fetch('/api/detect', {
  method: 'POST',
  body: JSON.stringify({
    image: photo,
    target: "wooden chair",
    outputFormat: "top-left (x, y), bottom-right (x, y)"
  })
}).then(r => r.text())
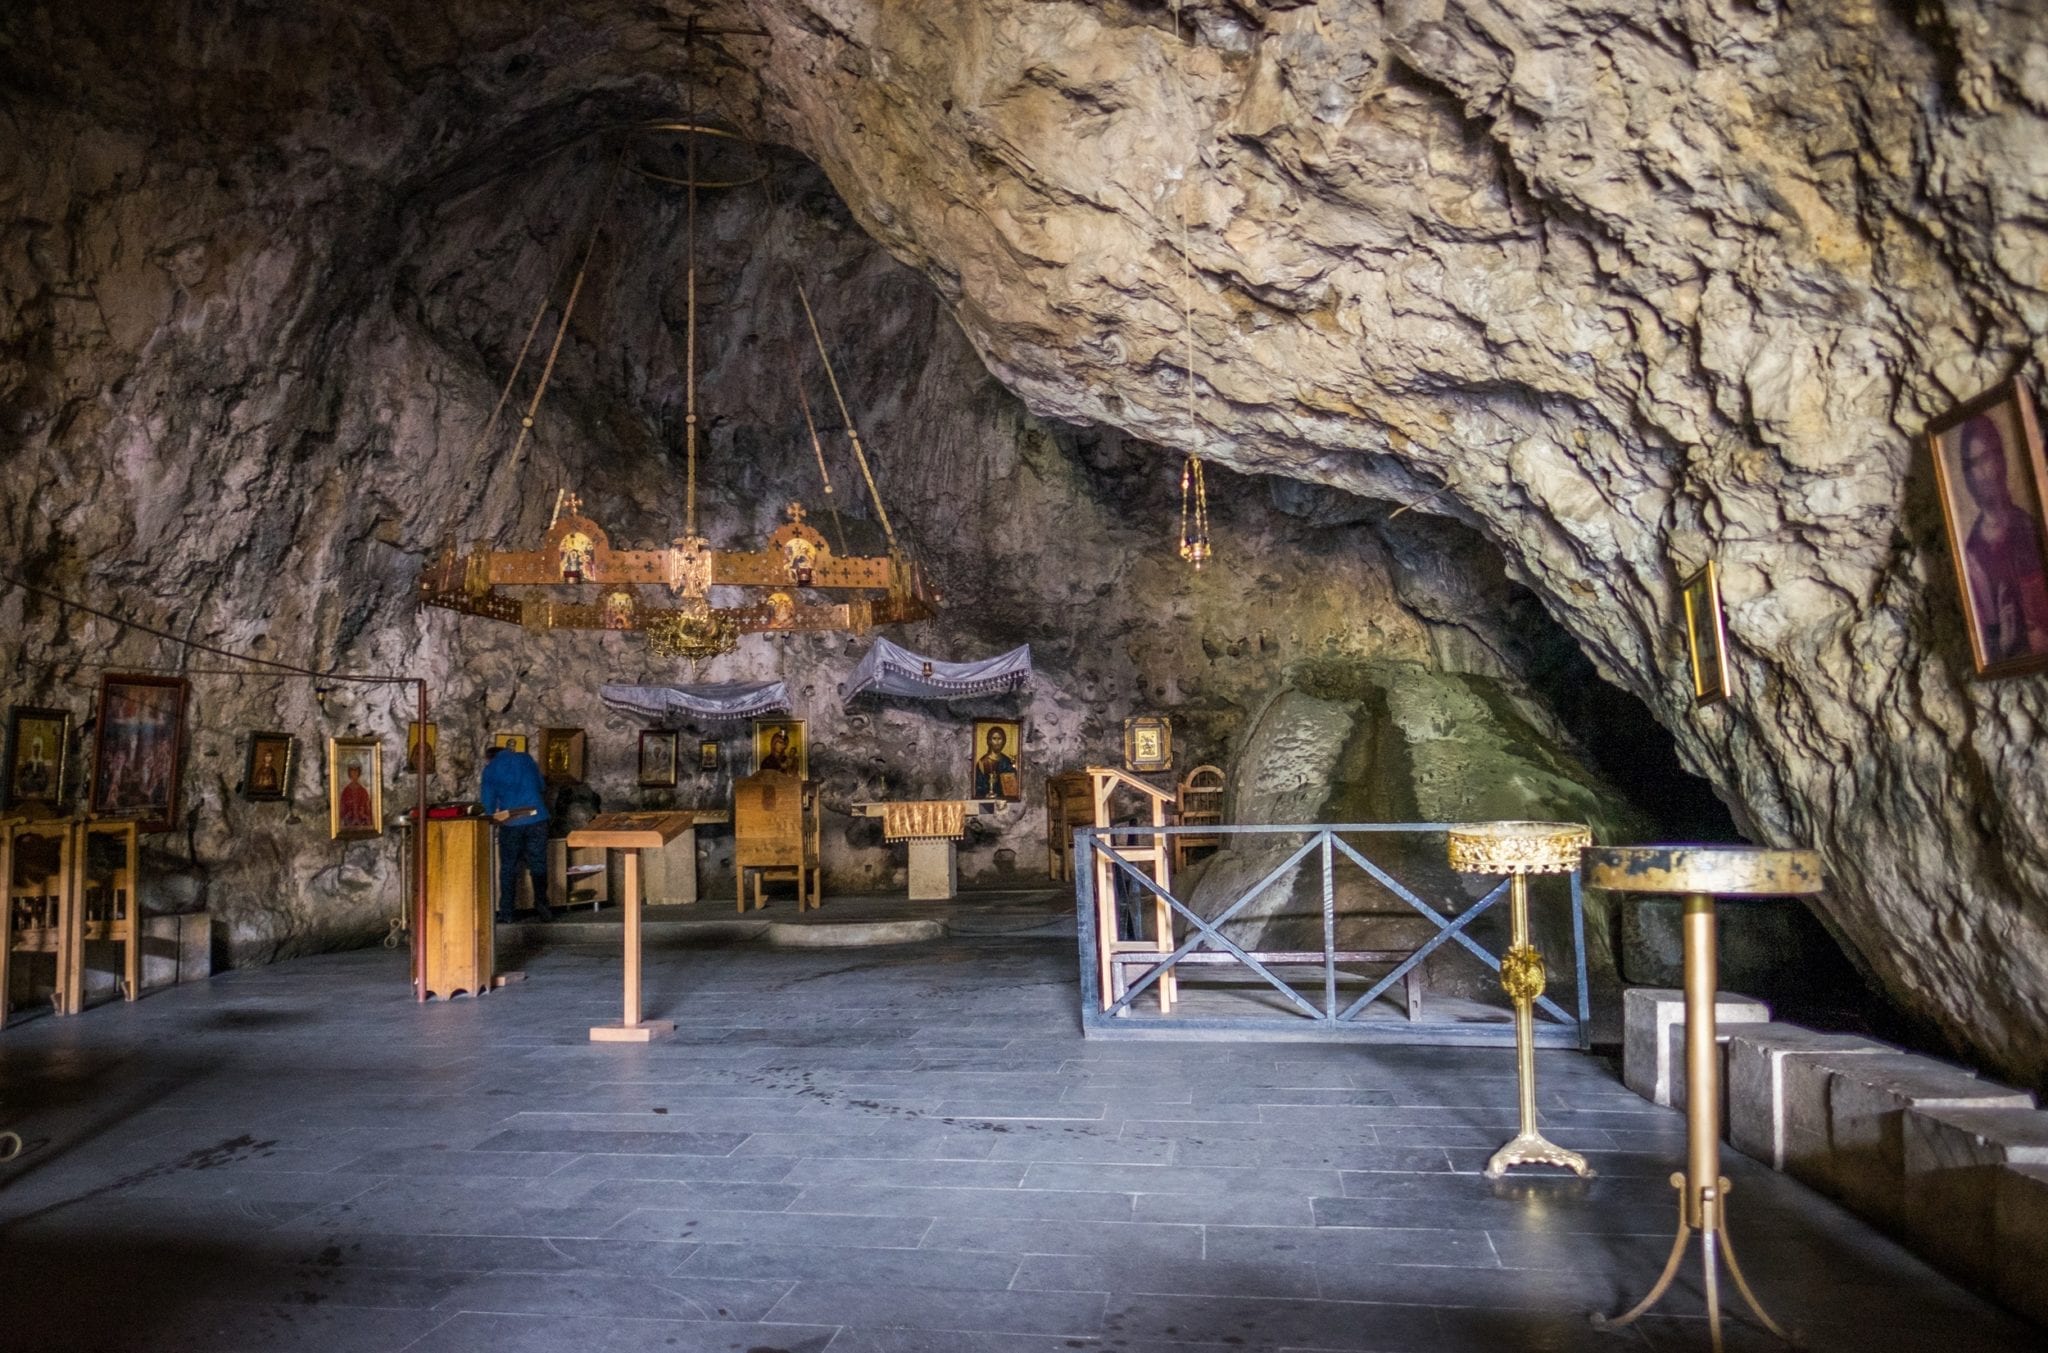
top-left (1044, 771), bottom-right (1093, 881)
top-left (1084, 767), bottom-right (1178, 1012)
top-left (1172, 764), bottom-right (1226, 872)
top-left (733, 771), bottom-right (821, 911)
top-left (4, 819), bottom-right (74, 1025)
top-left (76, 819), bottom-right (141, 1010)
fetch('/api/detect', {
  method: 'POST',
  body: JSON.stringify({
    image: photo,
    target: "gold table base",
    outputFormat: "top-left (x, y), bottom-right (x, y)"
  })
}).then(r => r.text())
top-left (1589, 877), bottom-right (1801, 1352)
top-left (1596, 1169), bottom-right (1786, 1350)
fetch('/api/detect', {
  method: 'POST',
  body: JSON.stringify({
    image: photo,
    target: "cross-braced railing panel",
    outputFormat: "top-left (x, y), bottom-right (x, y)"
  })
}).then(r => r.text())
top-left (1075, 823), bottom-right (1590, 1048)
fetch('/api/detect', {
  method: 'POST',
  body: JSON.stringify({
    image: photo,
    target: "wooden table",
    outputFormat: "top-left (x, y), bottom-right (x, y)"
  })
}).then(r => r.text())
top-left (850, 799), bottom-right (1002, 900)
top-left (568, 811), bottom-right (704, 1043)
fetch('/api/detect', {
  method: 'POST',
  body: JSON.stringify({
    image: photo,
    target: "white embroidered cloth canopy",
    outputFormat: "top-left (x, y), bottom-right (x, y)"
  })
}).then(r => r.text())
top-left (841, 637), bottom-right (1031, 705)
top-left (599, 680), bottom-right (792, 722)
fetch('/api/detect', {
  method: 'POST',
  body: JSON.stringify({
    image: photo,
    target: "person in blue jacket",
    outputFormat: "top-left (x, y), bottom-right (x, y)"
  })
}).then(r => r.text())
top-left (480, 745), bottom-right (555, 923)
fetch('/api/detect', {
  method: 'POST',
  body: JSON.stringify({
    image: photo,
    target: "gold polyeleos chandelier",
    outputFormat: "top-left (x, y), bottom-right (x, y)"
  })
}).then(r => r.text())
top-left (420, 92), bottom-right (934, 659)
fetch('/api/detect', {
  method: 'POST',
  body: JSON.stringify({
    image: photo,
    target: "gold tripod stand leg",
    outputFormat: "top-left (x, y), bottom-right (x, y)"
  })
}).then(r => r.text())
top-left (1486, 872), bottom-right (1593, 1178)
top-left (1594, 892), bottom-right (1791, 1351)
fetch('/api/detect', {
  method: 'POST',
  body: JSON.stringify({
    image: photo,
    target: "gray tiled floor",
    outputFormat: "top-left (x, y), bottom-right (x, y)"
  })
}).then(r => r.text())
top-left (0, 917), bottom-right (2039, 1352)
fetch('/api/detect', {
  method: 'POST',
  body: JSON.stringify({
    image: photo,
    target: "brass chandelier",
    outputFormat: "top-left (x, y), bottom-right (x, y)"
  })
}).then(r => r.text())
top-left (421, 98), bottom-right (934, 657)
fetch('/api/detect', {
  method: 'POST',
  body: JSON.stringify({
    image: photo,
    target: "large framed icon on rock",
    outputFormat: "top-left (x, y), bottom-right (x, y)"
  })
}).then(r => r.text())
top-left (1927, 377), bottom-right (2048, 679)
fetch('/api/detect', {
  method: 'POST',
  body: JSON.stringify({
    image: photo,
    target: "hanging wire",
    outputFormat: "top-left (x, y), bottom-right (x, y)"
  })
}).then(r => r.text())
top-left (1171, 0), bottom-right (1211, 570)
top-left (504, 151), bottom-right (628, 476)
top-left (698, 77), bottom-right (903, 557)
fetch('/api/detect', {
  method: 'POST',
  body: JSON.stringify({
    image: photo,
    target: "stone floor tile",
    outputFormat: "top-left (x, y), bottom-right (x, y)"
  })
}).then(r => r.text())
top-left (768, 1281), bottom-right (1106, 1336)
top-left (680, 1240), bottom-right (1022, 1289)
top-left (606, 1206), bottom-right (934, 1248)
top-left (920, 1216), bottom-right (1206, 1260)
top-left (1012, 1251), bottom-right (1323, 1299)
top-left (431, 1270), bottom-right (792, 1322)
top-left (1102, 1292), bottom-right (1442, 1350)
top-left (401, 1311), bottom-right (837, 1353)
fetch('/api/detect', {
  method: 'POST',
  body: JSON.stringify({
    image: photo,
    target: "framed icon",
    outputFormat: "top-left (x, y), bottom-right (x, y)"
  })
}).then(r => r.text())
top-left (1123, 715), bottom-right (1171, 773)
top-left (752, 719), bottom-right (806, 777)
top-left (327, 736), bottom-right (384, 840)
top-left (4, 705), bottom-right (71, 812)
top-left (698, 739), bottom-right (720, 772)
top-left (90, 674), bottom-right (188, 833)
top-left (1679, 561), bottom-right (1733, 707)
top-left (405, 720), bottom-right (438, 775)
top-left (639, 729), bottom-right (680, 787)
top-left (242, 731), bottom-right (297, 801)
top-left (1925, 377), bottom-right (2048, 678)
top-left (971, 719), bottom-right (1022, 801)
top-left (540, 727), bottom-right (586, 784)
top-left (492, 732), bottom-right (528, 753)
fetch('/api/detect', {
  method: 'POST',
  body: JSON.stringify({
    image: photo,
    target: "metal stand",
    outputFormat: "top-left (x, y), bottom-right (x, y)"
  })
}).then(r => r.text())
top-left (1585, 845), bottom-right (1822, 1353)
top-left (1445, 821), bottom-right (1594, 1179)
top-left (1487, 872), bottom-right (1593, 1178)
top-left (1594, 894), bottom-right (1784, 1350)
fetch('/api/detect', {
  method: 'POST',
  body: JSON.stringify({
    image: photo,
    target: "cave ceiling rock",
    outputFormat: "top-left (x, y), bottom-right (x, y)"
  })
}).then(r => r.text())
top-left (720, 1), bottom-right (2048, 1080)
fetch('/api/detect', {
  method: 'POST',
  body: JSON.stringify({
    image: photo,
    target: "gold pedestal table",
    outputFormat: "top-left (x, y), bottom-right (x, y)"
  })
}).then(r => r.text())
top-left (1446, 820), bottom-right (1595, 1179)
top-left (1586, 844), bottom-right (1823, 1352)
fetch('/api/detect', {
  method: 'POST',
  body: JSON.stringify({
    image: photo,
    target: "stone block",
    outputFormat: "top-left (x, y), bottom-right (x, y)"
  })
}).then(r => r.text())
top-left (1621, 985), bottom-right (1769, 1107)
top-left (176, 912), bottom-right (211, 983)
top-left (1814, 1055), bottom-right (2031, 1232)
top-left (1993, 1163), bottom-right (2048, 1327)
top-left (907, 838), bottom-right (958, 901)
top-left (142, 913), bottom-right (211, 991)
top-left (1663, 1016), bottom-right (1772, 1114)
top-left (640, 828), bottom-right (700, 905)
top-left (142, 914), bottom-right (180, 990)
top-left (1900, 1106), bottom-right (2048, 1290)
top-left (1725, 1023), bottom-right (1890, 1170)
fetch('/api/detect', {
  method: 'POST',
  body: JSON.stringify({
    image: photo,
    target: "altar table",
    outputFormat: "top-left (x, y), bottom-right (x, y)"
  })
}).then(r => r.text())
top-left (850, 799), bottom-right (1003, 901)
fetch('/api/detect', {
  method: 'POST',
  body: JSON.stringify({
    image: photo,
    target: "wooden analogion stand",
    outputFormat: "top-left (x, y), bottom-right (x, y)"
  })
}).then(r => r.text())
top-left (571, 811), bottom-right (700, 1043)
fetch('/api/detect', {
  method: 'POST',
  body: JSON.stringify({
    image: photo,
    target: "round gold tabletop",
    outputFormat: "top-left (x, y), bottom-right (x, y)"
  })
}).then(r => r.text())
top-left (1581, 844), bottom-right (1823, 897)
top-left (1446, 821), bottom-right (1592, 876)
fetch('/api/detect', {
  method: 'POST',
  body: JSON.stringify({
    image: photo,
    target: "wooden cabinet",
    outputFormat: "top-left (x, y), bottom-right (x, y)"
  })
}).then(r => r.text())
top-left (420, 817), bottom-right (493, 1000)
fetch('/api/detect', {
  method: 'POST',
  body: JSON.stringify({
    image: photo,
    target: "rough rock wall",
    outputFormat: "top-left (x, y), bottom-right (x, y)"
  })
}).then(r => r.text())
top-left (7, 0), bottom-right (2045, 1082)
top-left (727, 0), bottom-right (2048, 1083)
top-left (0, 16), bottom-right (1614, 975)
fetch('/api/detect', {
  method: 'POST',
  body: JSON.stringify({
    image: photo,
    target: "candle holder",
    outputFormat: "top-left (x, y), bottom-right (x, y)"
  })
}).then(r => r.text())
top-left (1446, 820), bottom-right (1595, 1178)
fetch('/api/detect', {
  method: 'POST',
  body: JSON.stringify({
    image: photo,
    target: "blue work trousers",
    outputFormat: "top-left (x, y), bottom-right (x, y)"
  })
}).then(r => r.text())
top-left (497, 821), bottom-right (551, 918)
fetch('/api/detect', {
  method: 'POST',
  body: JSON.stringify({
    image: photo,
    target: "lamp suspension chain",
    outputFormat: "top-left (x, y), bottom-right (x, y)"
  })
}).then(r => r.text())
top-left (683, 80), bottom-right (701, 541)
top-left (1172, 0), bottom-right (1210, 571)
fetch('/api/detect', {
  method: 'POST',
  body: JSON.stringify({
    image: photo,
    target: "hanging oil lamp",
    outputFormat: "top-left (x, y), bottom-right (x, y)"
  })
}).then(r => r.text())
top-left (1179, 455), bottom-right (1211, 569)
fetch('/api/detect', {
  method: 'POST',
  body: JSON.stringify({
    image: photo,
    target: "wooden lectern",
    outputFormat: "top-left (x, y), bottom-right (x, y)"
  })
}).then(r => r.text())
top-left (420, 816), bottom-right (494, 1000)
top-left (570, 811), bottom-right (700, 1043)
